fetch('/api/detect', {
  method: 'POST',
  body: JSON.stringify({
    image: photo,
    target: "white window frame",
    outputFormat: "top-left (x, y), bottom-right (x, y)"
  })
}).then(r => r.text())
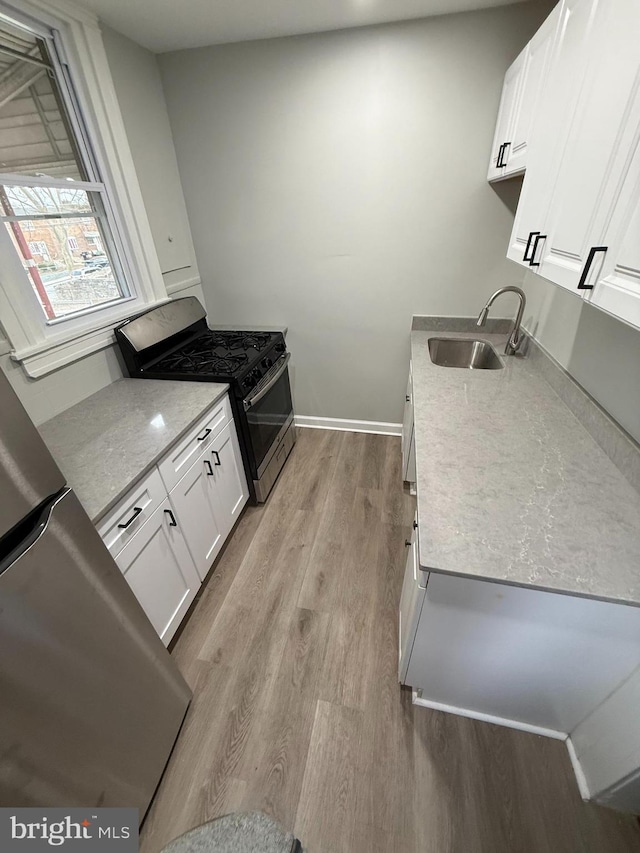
top-left (0, 0), bottom-right (168, 378)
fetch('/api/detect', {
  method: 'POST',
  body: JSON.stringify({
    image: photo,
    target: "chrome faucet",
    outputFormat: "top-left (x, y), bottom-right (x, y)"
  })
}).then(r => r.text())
top-left (476, 286), bottom-right (526, 356)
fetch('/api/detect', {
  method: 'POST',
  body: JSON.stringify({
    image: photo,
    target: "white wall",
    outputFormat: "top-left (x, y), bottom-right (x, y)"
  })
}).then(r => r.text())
top-left (520, 270), bottom-right (640, 444)
top-left (1, 26), bottom-right (203, 426)
top-left (159, 2), bottom-right (551, 423)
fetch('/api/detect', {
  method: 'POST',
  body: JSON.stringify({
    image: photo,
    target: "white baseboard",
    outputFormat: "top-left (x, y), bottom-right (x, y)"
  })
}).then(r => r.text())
top-left (294, 415), bottom-right (401, 436)
top-left (566, 735), bottom-right (591, 801)
top-left (411, 691), bottom-right (567, 740)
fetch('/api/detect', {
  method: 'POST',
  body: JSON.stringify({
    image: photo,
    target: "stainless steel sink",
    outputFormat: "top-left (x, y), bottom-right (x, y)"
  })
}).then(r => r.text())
top-left (428, 337), bottom-right (504, 370)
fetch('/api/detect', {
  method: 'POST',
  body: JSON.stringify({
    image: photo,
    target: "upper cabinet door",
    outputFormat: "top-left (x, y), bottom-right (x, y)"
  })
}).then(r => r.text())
top-left (507, 0), bottom-right (600, 268)
top-left (505, 7), bottom-right (558, 178)
top-left (538, 0), bottom-right (640, 295)
top-left (487, 48), bottom-right (527, 182)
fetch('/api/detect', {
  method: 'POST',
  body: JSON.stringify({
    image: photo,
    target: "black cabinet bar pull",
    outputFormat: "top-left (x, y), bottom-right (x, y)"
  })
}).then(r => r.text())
top-left (406, 395), bottom-right (410, 402)
top-left (523, 231), bottom-right (539, 262)
top-left (405, 539), bottom-right (412, 547)
top-left (577, 246), bottom-right (607, 290)
top-left (212, 450), bottom-right (221, 466)
top-left (413, 521), bottom-right (418, 530)
top-left (204, 459), bottom-right (214, 475)
top-left (497, 142), bottom-right (510, 168)
top-left (164, 509), bottom-right (177, 527)
top-left (529, 233), bottom-right (546, 267)
top-left (197, 428), bottom-right (212, 441)
top-left (118, 506), bottom-right (143, 529)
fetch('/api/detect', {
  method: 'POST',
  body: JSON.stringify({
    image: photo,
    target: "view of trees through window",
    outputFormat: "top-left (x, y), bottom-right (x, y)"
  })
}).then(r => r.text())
top-left (0, 18), bottom-right (129, 322)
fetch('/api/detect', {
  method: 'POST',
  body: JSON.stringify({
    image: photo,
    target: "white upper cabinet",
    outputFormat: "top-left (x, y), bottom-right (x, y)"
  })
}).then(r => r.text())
top-left (507, 0), bottom-right (600, 268)
top-left (500, 0), bottom-right (640, 329)
top-left (487, 48), bottom-right (527, 181)
top-left (537, 0), bottom-right (640, 299)
top-left (487, 5), bottom-right (559, 182)
top-left (587, 150), bottom-right (640, 328)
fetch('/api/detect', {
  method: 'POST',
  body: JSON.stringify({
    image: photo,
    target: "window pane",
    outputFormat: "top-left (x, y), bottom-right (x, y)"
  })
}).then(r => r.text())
top-left (0, 20), bottom-right (85, 180)
top-left (1, 184), bottom-right (92, 216)
top-left (4, 215), bottom-right (124, 320)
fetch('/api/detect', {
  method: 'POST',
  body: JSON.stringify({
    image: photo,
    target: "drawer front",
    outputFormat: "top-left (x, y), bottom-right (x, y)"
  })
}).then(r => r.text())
top-left (97, 467), bottom-right (166, 557)
top-left (158, 394), bottom-right (232, 494)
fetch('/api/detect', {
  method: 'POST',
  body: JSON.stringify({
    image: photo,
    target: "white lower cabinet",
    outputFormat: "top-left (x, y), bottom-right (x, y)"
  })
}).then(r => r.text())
top-left (114, 498), bottom-right (200, 646)
top-left (398, 513), bottom-right (427, 682)
top-left (405, 572), bottom-right (640, 736)
top-left (168, 451), bottom-right (225, 582)
top-left (401, 366), bottom-right (416, 485)
top-left (169, 420), bottom-right (247, 581)
top-left (207, 422), bottom-right (248, 538)
top-left (97, 393), bottom-right (249, 643)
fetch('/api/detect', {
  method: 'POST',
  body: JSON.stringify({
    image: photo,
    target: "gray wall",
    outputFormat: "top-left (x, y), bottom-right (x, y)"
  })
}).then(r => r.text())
top-left (160, 2), bottom-right (551, 424)
top-left (1, 26), bottom-right (202, 426)
top-left (521, 270), bottom-right (640, 444)
top-left (101, 26), bottom-right (202, 297)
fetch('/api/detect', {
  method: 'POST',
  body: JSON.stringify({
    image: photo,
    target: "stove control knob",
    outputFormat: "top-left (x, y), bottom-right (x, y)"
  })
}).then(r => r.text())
top-left (262, 357), bottom-right (272, 369)
top-left (275, 341), bottom-right (286, 353)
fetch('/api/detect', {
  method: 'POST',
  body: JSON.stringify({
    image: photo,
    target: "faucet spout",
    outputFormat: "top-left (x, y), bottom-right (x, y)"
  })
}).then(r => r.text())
top-left (476, 286), bottom-right (526, 355)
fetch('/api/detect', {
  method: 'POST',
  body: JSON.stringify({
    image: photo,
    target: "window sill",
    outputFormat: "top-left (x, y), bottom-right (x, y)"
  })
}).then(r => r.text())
top-left (11, 297), bottom-right (169, 377)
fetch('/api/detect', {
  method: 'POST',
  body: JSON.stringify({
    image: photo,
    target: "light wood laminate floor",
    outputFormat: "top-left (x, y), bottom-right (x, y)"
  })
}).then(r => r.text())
top-left (141, 429), bottom-right (640, 853)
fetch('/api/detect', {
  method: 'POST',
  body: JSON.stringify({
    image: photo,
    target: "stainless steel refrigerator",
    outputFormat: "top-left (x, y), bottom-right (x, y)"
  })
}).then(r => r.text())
top-left (0, 367), bottom-right (191, 818)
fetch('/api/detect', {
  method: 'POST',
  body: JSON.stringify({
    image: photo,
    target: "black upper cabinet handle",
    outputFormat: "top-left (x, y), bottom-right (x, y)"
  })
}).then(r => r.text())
top-left (164, 509), bottom-right (177, 527)
top-left (497, 142), bottom-right (510, 168)
top-left (118, 506), bottom-right (143, 529)
top-left (523, 231), bottom-right (539, 262)
top-left (197, 427), bottom-right (212, 441)
top-left (529, 233), bottom-right (546, 268)
top-left (204, 459), bottom-right (214, 475)
top-left (212, 450), bottom-right (221, 466)
top-left (577, 246), bottom-right (607, 290)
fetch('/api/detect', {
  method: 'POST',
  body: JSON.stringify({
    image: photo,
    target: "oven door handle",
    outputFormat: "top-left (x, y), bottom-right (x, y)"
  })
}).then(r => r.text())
top-left (243, 352), bottom-right (291, 411)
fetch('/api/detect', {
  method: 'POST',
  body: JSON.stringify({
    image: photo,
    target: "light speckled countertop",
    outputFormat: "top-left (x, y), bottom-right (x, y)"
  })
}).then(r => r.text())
top-left (39, 379), bottom-right (228, 523)
top-left (411, 325), bottom-right (640, 606)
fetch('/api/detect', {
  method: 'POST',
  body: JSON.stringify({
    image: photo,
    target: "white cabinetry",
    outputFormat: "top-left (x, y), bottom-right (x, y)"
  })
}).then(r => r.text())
top-left (487, 5), bottom-right (559, 182)
top-left (401, 364), bottom-right (416, 486)
top-left (398, 512), bottom-right (427, 682)
top-left (405, 572), bottom-right (640, 737)
top-left (487, 49), bottom-right (527, 181)
top-left (114, 498), bottom-right (200, 646)
top-left (97, 393), bottom-right (248, 644)
top-left (168, 452), bottom-right (225, 582)
top-left (500, 0), bottom-right (640, 331)
top-left (507, 0), bottom-right (599, 267)
top-left (536, 0), bottom-right (640, 306)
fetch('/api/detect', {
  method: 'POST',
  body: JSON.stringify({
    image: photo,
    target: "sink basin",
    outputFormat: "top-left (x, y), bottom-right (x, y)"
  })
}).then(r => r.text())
top-left (428, 337), bottom-right (503, 370)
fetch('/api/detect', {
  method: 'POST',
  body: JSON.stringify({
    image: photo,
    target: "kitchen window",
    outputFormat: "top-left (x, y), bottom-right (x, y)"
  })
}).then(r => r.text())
top-left (0, 14), bottom-right (132, 324)
top-left (0, 0), bottom-right (167, 377)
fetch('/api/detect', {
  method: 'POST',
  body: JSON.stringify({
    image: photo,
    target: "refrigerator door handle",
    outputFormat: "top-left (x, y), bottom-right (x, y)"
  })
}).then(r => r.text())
top-left (0, 488), bottom-right (67, 578)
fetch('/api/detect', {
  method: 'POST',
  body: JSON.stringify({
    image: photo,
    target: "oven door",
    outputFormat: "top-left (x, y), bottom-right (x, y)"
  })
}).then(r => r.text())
top-left (243, 353), bottom-right (293, 477)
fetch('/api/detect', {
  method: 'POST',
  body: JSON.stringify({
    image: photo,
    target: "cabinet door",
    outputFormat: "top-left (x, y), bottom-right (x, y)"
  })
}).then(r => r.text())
top-left (169, 450), bottom-right (226, 582)
top-left (588, 175), bottom-right (640, 329)
top-left (399, 513), bottom-right (427, 683)
top-left (538, 0), bottom-right (640, 295)
top-left (401, 365), bottom-right (414, 481)
top-left (507, 0), bottom-right (600, 267)
top-left (114, 498), bottom-right (200, 646)
top-left (206, 420), bottom-right (248, 539)
top-left (487, 48), bottom-right (526, 182)
top-left (504, 6), bottom-right (558, 178)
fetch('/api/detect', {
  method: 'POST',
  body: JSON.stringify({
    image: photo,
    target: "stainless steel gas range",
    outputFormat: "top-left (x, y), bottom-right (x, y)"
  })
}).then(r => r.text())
top-left (115, 297), bottom-right (296, 503)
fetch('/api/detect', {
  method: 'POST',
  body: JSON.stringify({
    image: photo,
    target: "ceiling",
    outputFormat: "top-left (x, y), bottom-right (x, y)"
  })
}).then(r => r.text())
top-left (79, 0), bottom-right (528, 53)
